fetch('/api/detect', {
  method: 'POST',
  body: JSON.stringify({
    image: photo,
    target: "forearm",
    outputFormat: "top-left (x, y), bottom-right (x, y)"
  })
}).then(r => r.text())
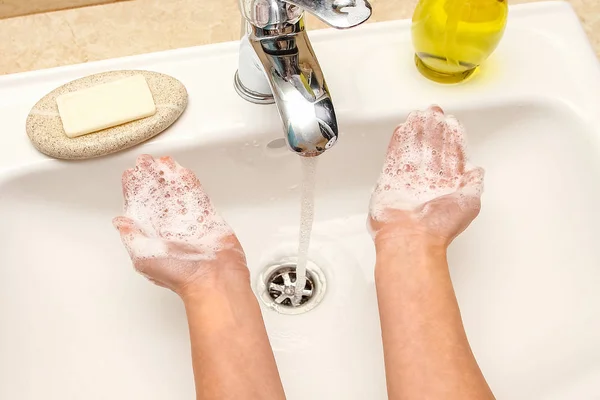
top-left (181, 269), bottom-right (286, 400)
top-left (375, 241), bottom-right (494, 400)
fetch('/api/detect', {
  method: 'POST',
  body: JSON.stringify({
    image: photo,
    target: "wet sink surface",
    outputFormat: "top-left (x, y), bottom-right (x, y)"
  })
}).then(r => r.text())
top-left (1, 3), bottom-right (600, 399)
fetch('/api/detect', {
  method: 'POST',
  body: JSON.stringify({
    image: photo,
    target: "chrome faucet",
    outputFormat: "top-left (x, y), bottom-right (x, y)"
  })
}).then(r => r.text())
top-left (234, 0), bottom-right (372, 156)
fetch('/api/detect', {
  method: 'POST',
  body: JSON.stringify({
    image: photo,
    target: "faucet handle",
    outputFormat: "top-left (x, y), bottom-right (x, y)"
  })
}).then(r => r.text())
top-left (239, 0), bottom-right (371, 30)
top-left (287, 0), bottom-right (372, 29)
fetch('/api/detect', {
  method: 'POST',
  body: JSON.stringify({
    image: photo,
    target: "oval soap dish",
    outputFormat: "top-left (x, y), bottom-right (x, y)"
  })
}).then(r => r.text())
top-left (26, 70), bottom-right (188, 160)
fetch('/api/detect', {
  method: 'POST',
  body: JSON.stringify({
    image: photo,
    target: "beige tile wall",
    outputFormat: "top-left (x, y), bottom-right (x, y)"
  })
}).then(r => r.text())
top-left (0, 0), bottom-right (598, 76)
top-left (0, 0), bottom-right (129, 19)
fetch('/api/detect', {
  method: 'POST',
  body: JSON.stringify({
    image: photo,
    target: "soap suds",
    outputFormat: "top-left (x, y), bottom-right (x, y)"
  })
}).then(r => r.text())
top-left (370, 105), bottom-right (484, 223)
top-left (114, 155), bottom-right (233, 282)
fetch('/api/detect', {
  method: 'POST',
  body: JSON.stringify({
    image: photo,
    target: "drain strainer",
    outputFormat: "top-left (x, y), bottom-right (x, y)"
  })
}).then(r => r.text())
top-left (257, 259), bottom-right (326, 315)
top-left (268, 266), bottom-right (314, 306)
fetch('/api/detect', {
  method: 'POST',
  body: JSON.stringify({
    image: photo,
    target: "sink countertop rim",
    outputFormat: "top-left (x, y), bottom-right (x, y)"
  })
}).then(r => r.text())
top-left (0, 2), bottom-right (598, 177)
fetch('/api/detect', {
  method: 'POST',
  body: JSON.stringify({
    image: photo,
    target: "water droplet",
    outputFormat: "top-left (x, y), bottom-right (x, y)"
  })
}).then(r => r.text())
top-left (197, 216), bottom-right (205, 223)
top-left (184, 185), bottom-right (189, 190)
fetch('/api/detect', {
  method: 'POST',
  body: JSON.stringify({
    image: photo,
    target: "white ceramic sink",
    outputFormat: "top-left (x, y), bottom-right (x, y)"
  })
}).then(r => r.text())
top-left (1, 2), bottom-right (599, 399)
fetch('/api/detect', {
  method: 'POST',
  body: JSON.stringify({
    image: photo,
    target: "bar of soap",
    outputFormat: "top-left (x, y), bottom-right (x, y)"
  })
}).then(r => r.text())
top-left (56, 75), bottom-right (157, 138)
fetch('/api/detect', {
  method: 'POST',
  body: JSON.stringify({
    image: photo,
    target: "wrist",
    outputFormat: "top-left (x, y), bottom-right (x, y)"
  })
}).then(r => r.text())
top-left (375, 232), bottom-right (446, 258)
top-left (178, 261), bottom-right (251, 304)
top-left (374, 235), bottom-right (447, 279)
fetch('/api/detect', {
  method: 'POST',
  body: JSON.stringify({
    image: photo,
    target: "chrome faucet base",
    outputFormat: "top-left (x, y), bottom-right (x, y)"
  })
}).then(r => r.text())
top-left (234, 70), bottom-right (275, 105)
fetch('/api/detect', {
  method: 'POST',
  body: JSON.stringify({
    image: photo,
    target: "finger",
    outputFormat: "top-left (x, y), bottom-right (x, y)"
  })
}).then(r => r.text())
top-left (388, 111), bottom-right (425, 169)
top-left (113, 218), bottom-right (162, 275)
top-left (135, 154), bottom-right (162, 181)
top-left (158, 156), bottom-right (177, 171)
top-left (170, 159), bottom-right (202, 188)
top-left (429, 104), bottom-right (445, 114)
top-left (113, 216), bottom-right (146, 258)
top-left (392, 110), bottom-right (423, 146)
top-left (411, 110), bottom-right (426, 150)
top-left (388, 122), bottom-right (408, 159)
top-left (135, 154), bottom-right (155, 169)
top-left (179, 167), bottom-right (202, 189)
top-left (113, 216), bottom-right (143, 235)
top-left (443, 115), bottom-right (467, 176)
top-left (423, 107), bottom-right (446, 173)
top-left (459, 167), bottom-right (485, 196)
top-left (121, 169), bottom-right (138, 206)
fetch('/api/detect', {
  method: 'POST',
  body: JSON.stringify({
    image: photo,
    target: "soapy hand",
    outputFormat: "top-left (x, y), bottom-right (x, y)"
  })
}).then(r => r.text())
top-left (369, 106), bottom-right (484, 249)
top-left (113, 155), bottom-right (247, 296)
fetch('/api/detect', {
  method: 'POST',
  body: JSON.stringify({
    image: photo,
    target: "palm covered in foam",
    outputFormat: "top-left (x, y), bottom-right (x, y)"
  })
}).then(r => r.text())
top-left (369, 106), bottom-right (484, 248)
top-left (113, 155), bottom-right (246, 294)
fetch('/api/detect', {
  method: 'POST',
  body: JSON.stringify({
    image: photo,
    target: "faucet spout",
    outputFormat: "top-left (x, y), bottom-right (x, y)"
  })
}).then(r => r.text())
top-left (235, 0), bottom-right (372, 156)
top-left (249, 21), bottom-right (338, 156)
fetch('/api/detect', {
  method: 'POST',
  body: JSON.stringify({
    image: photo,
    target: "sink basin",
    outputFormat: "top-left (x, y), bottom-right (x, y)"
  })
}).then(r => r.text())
top-left (0, 2), bottom-right (599, 399)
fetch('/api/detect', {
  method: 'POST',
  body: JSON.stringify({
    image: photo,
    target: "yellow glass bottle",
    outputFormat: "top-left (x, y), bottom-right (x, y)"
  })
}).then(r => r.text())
top-left (412, 0), bottom-right (508, 83)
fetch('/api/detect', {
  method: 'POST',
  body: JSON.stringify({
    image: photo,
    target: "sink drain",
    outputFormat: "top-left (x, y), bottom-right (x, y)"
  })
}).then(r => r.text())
top-left (257, 259), bottom-right (326, 315)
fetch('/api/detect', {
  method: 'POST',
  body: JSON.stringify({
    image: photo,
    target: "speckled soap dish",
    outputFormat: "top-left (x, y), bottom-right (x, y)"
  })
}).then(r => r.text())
top-left (26, 70), bottom-right (188, 160)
